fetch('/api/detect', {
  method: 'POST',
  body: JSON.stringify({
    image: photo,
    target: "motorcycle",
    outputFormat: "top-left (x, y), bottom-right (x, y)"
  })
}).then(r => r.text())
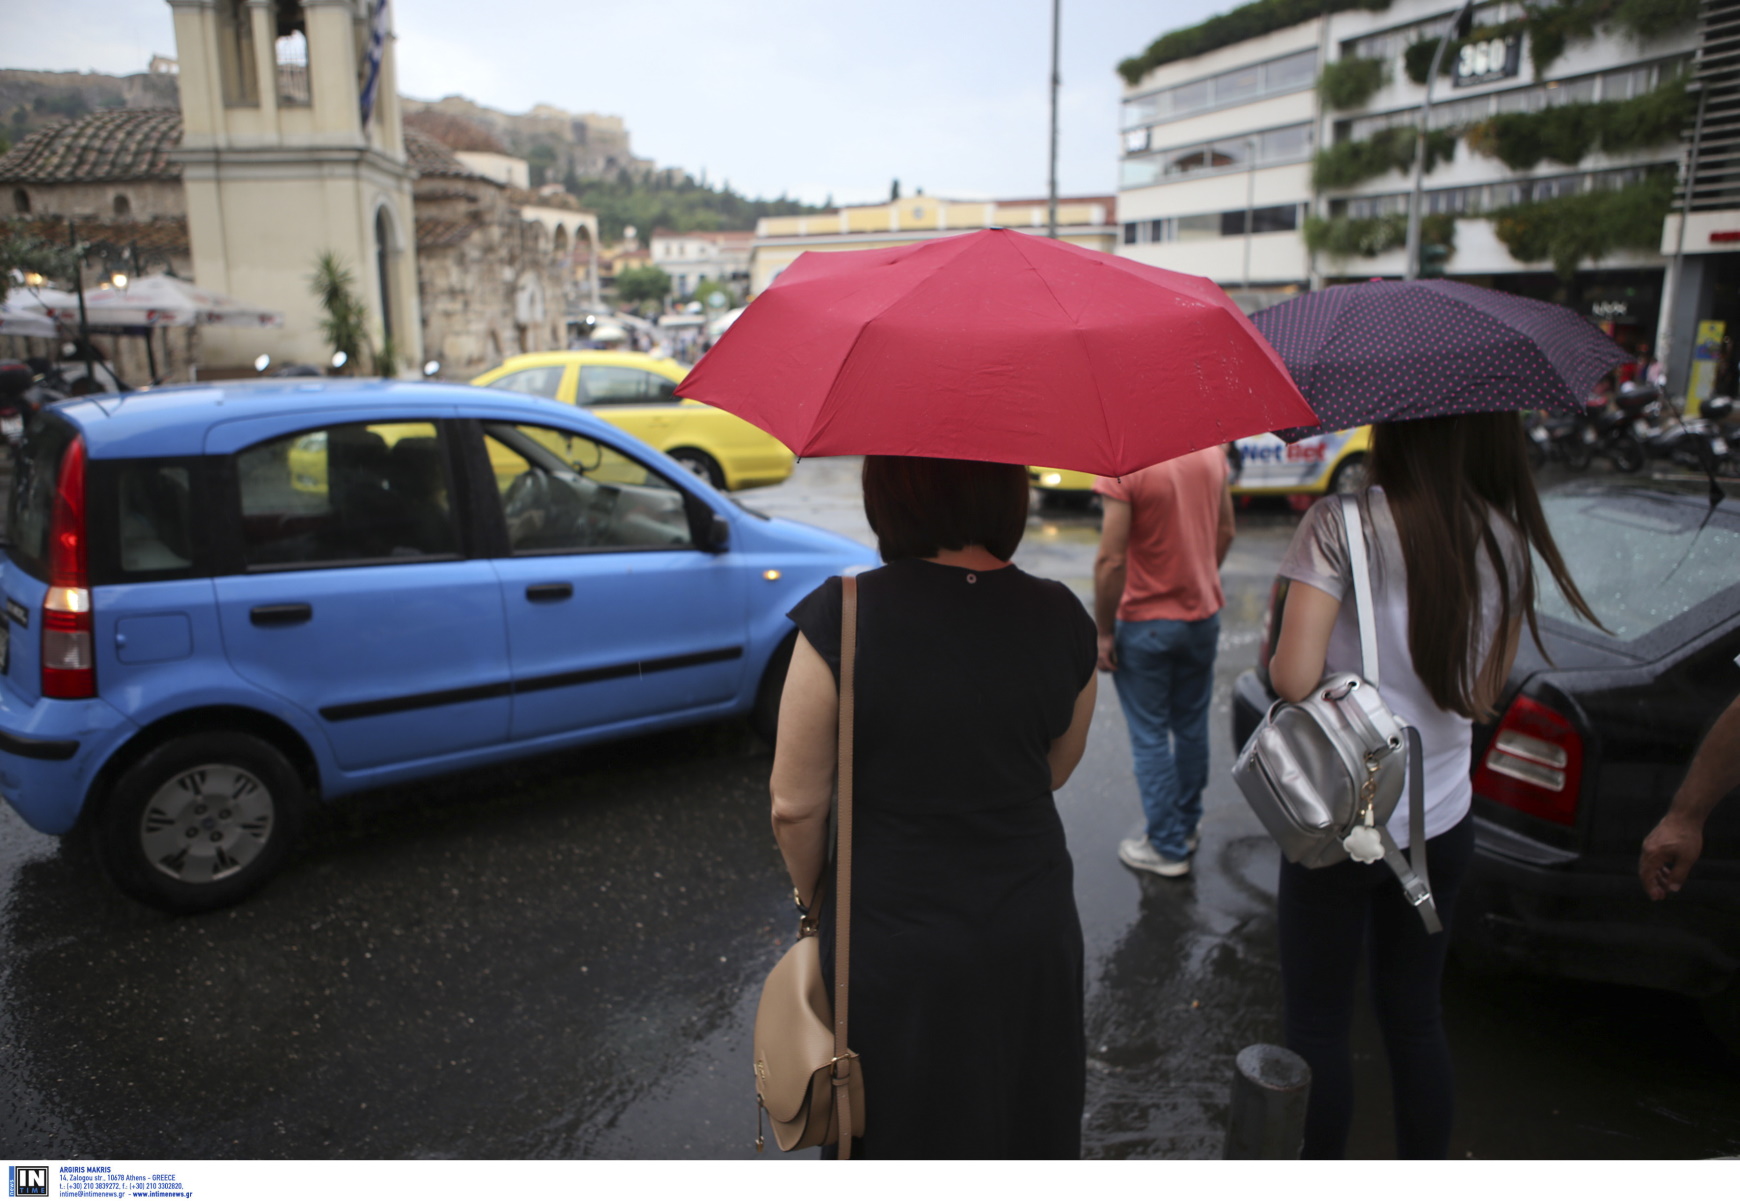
top-left (1624, 382), bottom-right (1736, 477)
top-left (1527, 409), bottom-right (1597, 470)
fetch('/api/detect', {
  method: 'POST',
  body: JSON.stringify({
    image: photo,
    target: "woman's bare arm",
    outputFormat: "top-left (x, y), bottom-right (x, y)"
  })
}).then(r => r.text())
top-left (769, 633), bottom-right (837, 907)
top-left (1048, 675), bottom-right (1099, 790)
top-left (1268, 582), bottom-right (1342, 703)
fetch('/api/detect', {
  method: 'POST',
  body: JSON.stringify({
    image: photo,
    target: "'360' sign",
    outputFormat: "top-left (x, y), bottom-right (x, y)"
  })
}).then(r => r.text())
top-left (1453, 34), bottom-right (1521, 87)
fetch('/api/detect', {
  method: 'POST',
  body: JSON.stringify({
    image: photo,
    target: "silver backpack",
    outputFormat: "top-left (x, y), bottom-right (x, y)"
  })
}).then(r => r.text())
top-left (1232, 494), bottom-right (1441, 933)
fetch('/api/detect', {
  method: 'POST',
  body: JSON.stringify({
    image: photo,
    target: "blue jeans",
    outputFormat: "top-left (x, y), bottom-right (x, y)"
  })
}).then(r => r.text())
top-left (1112, 614), bottom-right (1220, 862)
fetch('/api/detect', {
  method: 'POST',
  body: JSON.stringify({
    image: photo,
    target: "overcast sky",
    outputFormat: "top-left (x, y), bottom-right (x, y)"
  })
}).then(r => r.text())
top-left (3, 0), bottom-right (1232, 205)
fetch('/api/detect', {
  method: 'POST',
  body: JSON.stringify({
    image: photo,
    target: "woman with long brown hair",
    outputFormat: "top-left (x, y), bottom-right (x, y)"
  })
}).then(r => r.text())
top-left (1267, 411), bottom-right (1599, 1158)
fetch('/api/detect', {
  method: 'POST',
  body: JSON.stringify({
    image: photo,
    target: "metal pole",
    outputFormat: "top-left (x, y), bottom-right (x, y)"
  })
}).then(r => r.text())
top-left (1657, 81), bottom-right (1707, 397)
top-left (1243, 137), bottom-right (1257, 296)
top-left (1224, 1044), bottom-right (1312, 1159)
top-left (1047, 0), bottom-right (1060, 238)
top-left (68, 219), bottom-right (96, 383)
top-left (1404, 0), bottom-right (1474, 281)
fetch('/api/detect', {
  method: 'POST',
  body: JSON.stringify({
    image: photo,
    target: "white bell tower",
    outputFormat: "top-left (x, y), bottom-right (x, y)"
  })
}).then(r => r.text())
top-left (168, 0), bottom-right (422, 373)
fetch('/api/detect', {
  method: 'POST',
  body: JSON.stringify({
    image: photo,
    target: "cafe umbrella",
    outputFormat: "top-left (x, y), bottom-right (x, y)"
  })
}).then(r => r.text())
top-left (677, 228), bottom-right (1313, 477)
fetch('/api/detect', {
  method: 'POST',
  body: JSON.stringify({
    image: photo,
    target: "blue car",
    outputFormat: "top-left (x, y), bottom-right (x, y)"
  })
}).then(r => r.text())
top-left (0, 380), bottom-right (874, 912)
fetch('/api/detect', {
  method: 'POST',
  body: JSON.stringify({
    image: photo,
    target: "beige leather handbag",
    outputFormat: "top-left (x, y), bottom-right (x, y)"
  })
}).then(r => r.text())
top-left (753, 574), bottom-right (865, 1157)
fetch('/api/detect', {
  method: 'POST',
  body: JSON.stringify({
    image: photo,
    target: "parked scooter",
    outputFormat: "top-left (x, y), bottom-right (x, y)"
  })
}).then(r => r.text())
top-left (1526, 408), bottom-right (1597, 470)
top-left (1623, 382), bottom-right (1736, 477)
top-left (0, 360), bottom-right (66, 447)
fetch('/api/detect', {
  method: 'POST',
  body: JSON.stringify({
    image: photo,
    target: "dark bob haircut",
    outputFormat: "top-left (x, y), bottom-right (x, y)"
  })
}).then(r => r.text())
top-left (861, 455), bottom-right (1030, 563)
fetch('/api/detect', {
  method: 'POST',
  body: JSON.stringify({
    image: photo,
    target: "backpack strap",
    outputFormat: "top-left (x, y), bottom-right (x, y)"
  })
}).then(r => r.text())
top-left (1342, 495), bottom-right (1441, 934)
top-left (1340, 492), bottom-right (1380, 688)
top-left (1378, 726), bottom-right (1442, 934)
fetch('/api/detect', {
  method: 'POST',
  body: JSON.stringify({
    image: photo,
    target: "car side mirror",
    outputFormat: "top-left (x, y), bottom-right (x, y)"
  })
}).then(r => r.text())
top-left (706, 512), bottom-right (730, 553)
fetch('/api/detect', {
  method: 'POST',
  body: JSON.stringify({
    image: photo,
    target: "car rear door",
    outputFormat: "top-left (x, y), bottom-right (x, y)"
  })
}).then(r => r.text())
top-left (207, 413), bottom-right (512, 772)
top-left (466, 418), bottom-right (748, 742)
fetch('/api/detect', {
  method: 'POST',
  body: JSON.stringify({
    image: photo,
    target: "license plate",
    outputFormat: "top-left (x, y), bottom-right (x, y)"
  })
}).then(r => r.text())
top-left (0, 416), bottom-right (19, 439)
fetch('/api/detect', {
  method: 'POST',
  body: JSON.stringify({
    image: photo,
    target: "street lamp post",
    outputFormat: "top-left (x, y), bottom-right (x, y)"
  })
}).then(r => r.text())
top-left (1658, 80), bottom-right (1708, 397)
top-left (1243, 137), bottom-right (1258, 297)
top-left (1403, 0), bottom-right (1475, 281)
top-left (1047, 0), bottom-right (1061, 238)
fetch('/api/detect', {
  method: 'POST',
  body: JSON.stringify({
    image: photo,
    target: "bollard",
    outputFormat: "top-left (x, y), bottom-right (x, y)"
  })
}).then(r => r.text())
top-left (1223, 1043), bottom-right (1311, 1159)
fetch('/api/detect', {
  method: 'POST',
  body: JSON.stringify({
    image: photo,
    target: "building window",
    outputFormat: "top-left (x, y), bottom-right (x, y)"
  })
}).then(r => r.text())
top-left (275, 1), bottom-right (310, 109)
top-left (1120, 48), bottom-right (1317, 130)
top-left (375, 208), bottom-right (394, 345)
top-left (1123, 205), bottom-right (1301, 244)
top-left (1124, 122), bottom-right (1314, 186)
top-left (216, 0), bottom-right (260, 107)
top-left (113, 194), bottom-right (131, 218)
top-left (12, 188), bottom-right (28, 214)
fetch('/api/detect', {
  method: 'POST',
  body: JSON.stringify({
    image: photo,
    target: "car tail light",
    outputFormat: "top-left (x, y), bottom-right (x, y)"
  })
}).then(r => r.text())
top-left (42, 435), bottom-right (94, 700)
top-left (1472, 695), bottom-right (1584, 826)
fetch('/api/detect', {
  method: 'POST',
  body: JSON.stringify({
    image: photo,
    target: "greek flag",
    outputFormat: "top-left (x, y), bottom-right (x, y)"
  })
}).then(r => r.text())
top-left (359, 0), bottom-right (390, 128)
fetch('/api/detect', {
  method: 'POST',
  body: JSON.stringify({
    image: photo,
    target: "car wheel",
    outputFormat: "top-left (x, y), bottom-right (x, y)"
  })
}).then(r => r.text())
top-left (91, 732), bottom-right (306, 914)
top-left (750, 632), bottom-right (797, 747)
top-left (670, 448), bottom-right (726, 491)
top-left (1607, 434), bottom-right (1645, 474)
top-left (1329, 454), bottom-right (1368, 495)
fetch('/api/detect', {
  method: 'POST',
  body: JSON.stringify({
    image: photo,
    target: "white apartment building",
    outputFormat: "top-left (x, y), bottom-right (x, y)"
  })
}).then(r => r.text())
top-left (650, 229), bottom-right (753, 300)
top-left (1118, 0), bottom-right (1708, 367)
top-left (1117, 22), bottom-right (1323, 310)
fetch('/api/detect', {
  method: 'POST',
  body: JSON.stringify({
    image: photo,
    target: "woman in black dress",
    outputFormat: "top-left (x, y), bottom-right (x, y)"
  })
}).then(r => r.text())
top-left (770, 456), bottom-right (1099, 1159)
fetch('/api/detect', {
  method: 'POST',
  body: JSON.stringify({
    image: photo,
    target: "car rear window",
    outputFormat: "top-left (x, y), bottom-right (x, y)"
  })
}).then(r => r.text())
top-left (7, 413), bottom-right (76, 580)
top-left (1535, 490), bottom-right (1740, 643)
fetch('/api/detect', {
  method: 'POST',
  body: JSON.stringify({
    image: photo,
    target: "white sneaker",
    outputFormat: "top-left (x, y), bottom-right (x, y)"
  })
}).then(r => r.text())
top-left (1118, 836), bottom-right (1191, 878)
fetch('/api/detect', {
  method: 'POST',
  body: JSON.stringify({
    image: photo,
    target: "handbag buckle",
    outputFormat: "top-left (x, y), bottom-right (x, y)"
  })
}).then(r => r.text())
top-left (829, 1051), bottom-right (859, 1081)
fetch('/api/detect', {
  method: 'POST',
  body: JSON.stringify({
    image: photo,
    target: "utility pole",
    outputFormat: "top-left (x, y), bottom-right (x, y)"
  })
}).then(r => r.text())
top-left (1657, 80), bottom-right (1707, 398)
top-left (1047, 0), bottom-right (1061, 238)
top-left (1242, 137), bottom-right (1257, 297)
top-left (1403, 0), bottom-right (1474, 280)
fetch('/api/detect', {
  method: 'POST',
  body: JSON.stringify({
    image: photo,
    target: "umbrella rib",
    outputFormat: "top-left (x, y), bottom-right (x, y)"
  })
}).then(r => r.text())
top-left (1004, 234), bottom-right (1119, 473)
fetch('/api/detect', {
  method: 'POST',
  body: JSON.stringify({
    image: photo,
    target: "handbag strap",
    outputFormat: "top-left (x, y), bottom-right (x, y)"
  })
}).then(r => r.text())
top-left (1340, 492), bottom-right (1380, 688)
top-left (832, 575), bottom-right (858, 1159)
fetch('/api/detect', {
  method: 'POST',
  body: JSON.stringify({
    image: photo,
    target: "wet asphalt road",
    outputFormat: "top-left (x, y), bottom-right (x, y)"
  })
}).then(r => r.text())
top-left (2, 457), bottom-right (1738, 1160)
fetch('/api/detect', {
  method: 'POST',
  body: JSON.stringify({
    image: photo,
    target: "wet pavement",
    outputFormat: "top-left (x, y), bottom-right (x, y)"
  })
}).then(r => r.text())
top-left (2, 457), bottom-right (1738, 1159)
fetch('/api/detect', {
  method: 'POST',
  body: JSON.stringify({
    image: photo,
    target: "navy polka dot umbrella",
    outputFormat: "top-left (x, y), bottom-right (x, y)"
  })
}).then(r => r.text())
top-left (1250, 279), bottom-right (1632, 440)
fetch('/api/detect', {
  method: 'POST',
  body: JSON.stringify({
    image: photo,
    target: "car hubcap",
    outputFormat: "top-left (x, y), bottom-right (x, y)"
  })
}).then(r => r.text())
top-left (139, 764), bottom-right (274, 884)
top-left (678, 456), bottom-right (710, 481)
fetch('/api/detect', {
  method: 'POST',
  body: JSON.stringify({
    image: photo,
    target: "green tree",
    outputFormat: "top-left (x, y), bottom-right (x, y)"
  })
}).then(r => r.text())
top-left (308, 252), bottom-right (370, 373)
top-left (615, 265), bottom-right (671, 307)
top-left (690, 277), bottom-right (736, 311)
top-left (0, 227), bottom-right (83, 302)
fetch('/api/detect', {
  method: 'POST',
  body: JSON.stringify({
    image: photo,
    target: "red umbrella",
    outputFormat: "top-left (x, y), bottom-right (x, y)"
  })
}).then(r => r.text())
top-left (678, 228), bottom-right (1313, 476)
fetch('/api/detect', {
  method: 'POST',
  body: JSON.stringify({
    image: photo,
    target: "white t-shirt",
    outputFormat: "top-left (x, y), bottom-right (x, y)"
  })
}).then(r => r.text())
top-left (1276, 487), bottom-right (1527, 848)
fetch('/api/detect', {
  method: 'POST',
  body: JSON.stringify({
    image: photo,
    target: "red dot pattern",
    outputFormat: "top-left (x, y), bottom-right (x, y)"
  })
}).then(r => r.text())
top-left (1251, 279), bottom-right (1633, 441)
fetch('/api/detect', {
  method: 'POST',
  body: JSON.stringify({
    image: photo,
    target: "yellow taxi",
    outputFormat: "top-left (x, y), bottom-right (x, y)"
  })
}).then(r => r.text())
top-left (470, 351), bottom-right (794, 491)
top-left (1029, 427), bottom-right (1371, 502)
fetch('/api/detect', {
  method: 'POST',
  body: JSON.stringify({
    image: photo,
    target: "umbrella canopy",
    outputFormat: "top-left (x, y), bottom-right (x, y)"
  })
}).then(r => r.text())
top-left (1250, 279), bottom-right (1631, 438)
top-left (0, 298), bottom-right (61, 338)
top-left (47, 275), bottom-right (284, 329)
top-left (677, 228), bottom-right (1313, 477)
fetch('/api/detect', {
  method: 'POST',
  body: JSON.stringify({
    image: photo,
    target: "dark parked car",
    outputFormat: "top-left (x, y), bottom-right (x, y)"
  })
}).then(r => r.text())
top-left (1232, 481), bottom-right (1740, 1046)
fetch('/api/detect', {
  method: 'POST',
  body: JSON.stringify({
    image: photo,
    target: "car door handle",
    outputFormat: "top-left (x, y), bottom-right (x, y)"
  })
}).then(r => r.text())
top-left (250, 603), bottom-right (312, 627)
top-left (525, 583), bottom-right (573, 602)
